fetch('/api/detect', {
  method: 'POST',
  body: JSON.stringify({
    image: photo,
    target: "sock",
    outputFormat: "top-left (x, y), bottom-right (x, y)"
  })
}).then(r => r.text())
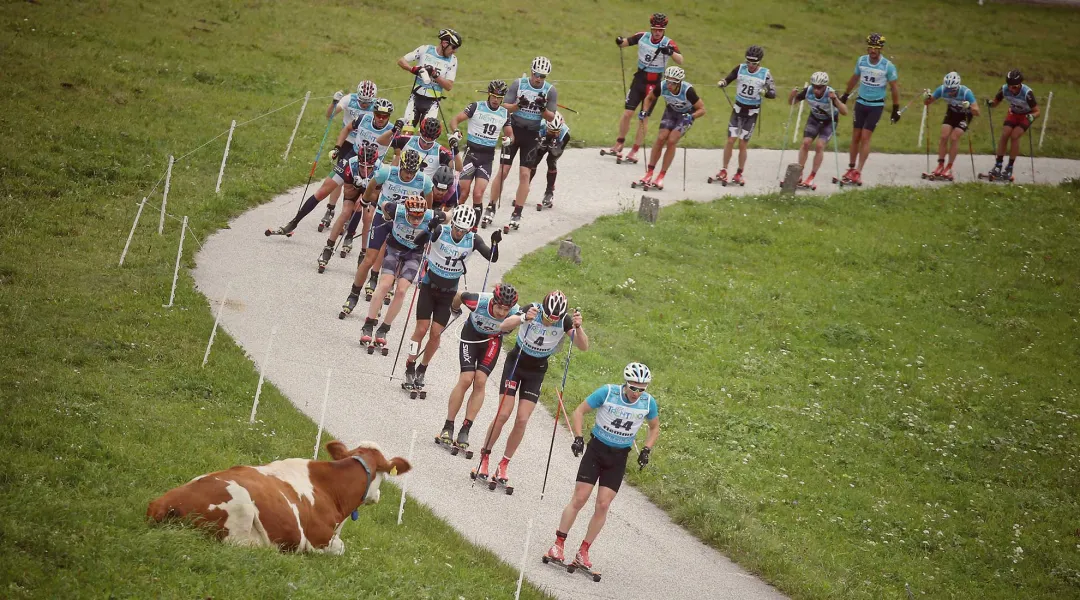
top-left (848, 162), bottom-right (856, 169)
top-left (555, 531), bottom-right (568, 544)
top-left (295, 195), bottom-right (321, 222)
top-left (461, 419), bottom-right (472, 430)
top-left (1008, 158), bottom-right (1016, 166)
top-left (444, 419), bottom-right (454, 430)
top-left (736, 168), bottom-right (743, 174)
top-left (579, 540), bottom-right (591, 552)
top-left (647, 164), bottom-right (656, 172)
top-left (350, 284), bottom-right (363, 297)
top-left (417, 363), bottom-right (427, 374)
top-left (546, 169), bottom-right (556, 191)
top-left (996, 156), bottom-right (1003, 163)
top-left (325, 238), bottom-right (334, 248)
top-left (616, 137), bottom-right (625, 144)
top-left (937, 158), bottom-right (945, 164)
top-left (346, 211), bottom-right (363, 238)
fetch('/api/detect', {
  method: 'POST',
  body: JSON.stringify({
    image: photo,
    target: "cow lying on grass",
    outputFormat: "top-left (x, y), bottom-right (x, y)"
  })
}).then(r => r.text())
top-left (147, 440), bottom-right (410, 554)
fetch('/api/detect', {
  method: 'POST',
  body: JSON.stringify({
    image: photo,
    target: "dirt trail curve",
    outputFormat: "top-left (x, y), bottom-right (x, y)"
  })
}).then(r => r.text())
top-left (193, 148), bottom-right (1077, 600)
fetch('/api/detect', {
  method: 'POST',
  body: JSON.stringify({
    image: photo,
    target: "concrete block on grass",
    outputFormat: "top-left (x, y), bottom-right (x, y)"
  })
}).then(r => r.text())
top-left (638, 195), bottom-right (660, 223)
top-left (781, 164), bottom-right (802, 194)
top-left (557, 239), bottom-right (581, 264)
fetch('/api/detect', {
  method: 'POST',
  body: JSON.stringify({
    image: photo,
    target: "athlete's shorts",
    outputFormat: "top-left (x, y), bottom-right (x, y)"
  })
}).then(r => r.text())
top-left (461, 145), bottom-right (496, 181)
top-left (498, 347), bottom-right (546, 403)
top-left (331, 144), bottom-right (357, 180)
top-left (727, 105), bottom-right (759, 141)
top-left (625, 70), bottom-right (662, 113)
top-left (404, 94), bottom-right (440, 128)
top-left (532, 136), bottom-right (570, 172)
top-left (1004, 112), bottom-right (1032, 131)
top-left (415, 281), bottom-right (457, 326)
top-left (501, 124), bottom-right (542, 169)
top-left (459, 321), bottom-right (503, 375)
top-left (943, 110), bottom-right (970, 131)
top-left (853, 102), bottom-right (885, 131)
top-left (803, 117), bottom-right (835, 142)
top-left (659, 107), bottom-right (693, 134)
top-left (367, 212), bottom-right (390, 251)
top-left (576, 436), bottom-right (631, 493)
top-left (381, 245), bottom-right (423, 282)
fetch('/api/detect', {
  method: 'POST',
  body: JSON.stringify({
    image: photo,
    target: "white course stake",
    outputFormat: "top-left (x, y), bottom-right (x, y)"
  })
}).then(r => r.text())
top-left (792, 89), bottom-right (805, 144)
top-left (513, 518), bottom-right (535, 600)
top-left (163, 216), bottom-right (187, 308)
top-left (201, 282), bottom-right (232, 367)
top-left (283, 91), bottom-right (311, 161)
top-left (158, 155), bottom-right (174, 235)
top-left (917, 104), bottom-right (928, 149)
top-left (313, 368), bottom-right (332, 459)
top-left (249, 326), bottom-right (277, 423)
top-left (118, 197), bottom-right (147, 267)
top-left (215, 120), bottom-right (237, 194)
top-left (396, 429), bottom-right (418, 525)
top-left (1039, 91), bottom-right (1053, 150)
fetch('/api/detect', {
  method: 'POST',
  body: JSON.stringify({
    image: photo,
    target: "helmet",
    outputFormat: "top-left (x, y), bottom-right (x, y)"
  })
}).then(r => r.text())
top-left (439, 28), bottom-right (462, 48)
top-left (546, 111), bottom-right (564, 133)
top-left (400, 148), bottom-right (422, 173)
top-left (404, 194), bottom-right (426, 215)
top-left (866, 32), bottom-right (886, 48)
top-left (432, 165), bottom-right (455, 191)
top-left (664, 65), bottom-right (685, 82)
top-left (419, 117), bottom-right (442, 141)
top-left (488, 79), bottom-right (508, 96)
top-left (356, 80), bottom-right (377, 103)
top-left (531, 56), bottom-right (552, 76)
top-left (373, 98), bottom-right (394, 117)
top-left (357, 142), bottom-right (380, 167)
top-left (541, 290), bottom-right (568, 320)
top-left (943, 72), bottom-right (961, 90)
top-left (1006, 69), bottom-right (1023, 85)
top-left (623, 362), bottom-right (652, 385)
top-left (450, 204), bottom-right (476, 230)
top-left (650, 12), bottom-right (668, 28)
top-left (745, 45), bottom-right (764, 63)
top-left (810, 71), bottom-right (829, 86)
top-left (493, 283), bottom-right (518, 307)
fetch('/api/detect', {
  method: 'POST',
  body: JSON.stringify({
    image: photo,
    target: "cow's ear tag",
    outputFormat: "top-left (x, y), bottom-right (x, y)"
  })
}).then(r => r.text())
top-left (390, 466), bottom-right (398, 476)
top-left (351, 510), bottom-right (359, 521)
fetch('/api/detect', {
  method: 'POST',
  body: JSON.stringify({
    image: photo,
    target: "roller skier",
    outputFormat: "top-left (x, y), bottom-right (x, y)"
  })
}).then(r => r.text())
top-left (984, 69), bottom-right (1038, 182)
top-left (634, 65), bottom-right (704, 191)
top-left (786, 72), bottom-right (847, 190)
top-left (835, 32), bottom-right (900, 186)
top-left (922, 72), bottom-right (979, 182)
top-left (448, 80), bottom-right (514, 229)
top-left (530, 111), bottom-right (571, 209)
top-left (319, 80), bottom-right (378, 229)
top-left (712, 45), bottom-right (775, 186)
top-left (398, 28), bottom-right (460, 130)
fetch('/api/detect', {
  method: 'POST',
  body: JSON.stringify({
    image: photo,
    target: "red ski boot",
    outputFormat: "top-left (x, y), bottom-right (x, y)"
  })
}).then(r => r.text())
top-left (631, 170), bottom-right (654, 190)
top-left (652, 172), bottom-right (666, 190)
top-left (708, 168), bottom-right (728, 185)
top-left (568, 543), bottom-right (602, 581)
top-left (797, 172), bottom-right (817, 190)
top-left (543, 541), bottom-right (565, 564)
top-left (932, 162), bottom-right (945, 177)
top-left (471, 449), bottom-right (491, 481)
top-left (848, 169), bottom-right (863, 186)
top-left (941, 164), bottom-right (955, 181)
top-left (731, 171), bottom-right (746, 186)
top-left (622, 148), bottom-right (640, 164)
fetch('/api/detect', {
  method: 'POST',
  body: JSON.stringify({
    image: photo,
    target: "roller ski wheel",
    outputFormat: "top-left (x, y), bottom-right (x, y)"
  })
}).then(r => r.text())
top-left (731, 173), bottom-right (746, 187)
top-left (599, 147), bottom-right (622, 161)
top-left (339, 294), bottom-right (360, 319)
top-left (567, 560), bottom-right (602, 583)
top-left (317, 246), bottom-right (333, 274)
top-left (264, 223), bottom-right (296, 237)
top-left (707, 169), bottom-right (728, 185)
top-left (480, 215), bottom-right (493, 229)
top-left (317, 208), bottom-right (334, 233)
top-left (372, 324), bottom-right (390, 356)
top-left (401, 370), bottom-right (417, 397)
top-left (340, 237), bottom-right (353, 259)
top-left (407, 371), bottom-right (426, 400)
top-left (487, 477), bottom-right (514, 495)
top-left (630, 173), bottom-right (653, 190)
top-left (978, 172), bottom-right (1013, 183)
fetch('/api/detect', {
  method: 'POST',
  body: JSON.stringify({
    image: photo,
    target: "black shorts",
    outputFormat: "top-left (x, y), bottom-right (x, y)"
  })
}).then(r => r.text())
top-left (727, 105), bottom-right (759, 141)
top-left (459, 321), bottom-right (503, 375)
top-left (576, 436), bottom-right (631, 493)
top-left (943, 110), bottom-right (970, 131)
top-left (853, 102), bottom-right (884, 132)
top-left (331, 144), bottom-right (357, 178)
top-left (625, 70), bottom-right (662, 113)
top-left (408, 95), bottom-right (438, 127)
top-left (498, 346), bottom-right (546, 402)
top-left (803, 117), bottom-right (835, 142)
top-left (659, 107), bottom-right (693, 134)
top-left (501, 124), bottom-right (542, 168)
top-left (461, 145), bottom-right (496, 181)
top-left (415, 281), bottom-right (457, 326)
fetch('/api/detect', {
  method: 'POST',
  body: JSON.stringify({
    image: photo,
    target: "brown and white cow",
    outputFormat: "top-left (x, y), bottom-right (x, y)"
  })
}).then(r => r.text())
top-left (147, 440), bottom-right (410, 554)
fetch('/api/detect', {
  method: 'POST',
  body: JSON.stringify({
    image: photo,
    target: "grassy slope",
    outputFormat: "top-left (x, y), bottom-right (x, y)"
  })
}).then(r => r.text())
top-left (511, 181), bottom-right (1080, 599)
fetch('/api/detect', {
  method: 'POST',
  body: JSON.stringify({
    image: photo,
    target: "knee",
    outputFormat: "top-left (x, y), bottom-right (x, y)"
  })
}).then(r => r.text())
top-left (513, 412), bottom-right (531, 429)
top-left (800, 141), bottom-right (811, 151)
top-left (570, 493), bottom-right (589, 511)
top-left (595, 495), bottom-right (614, 513)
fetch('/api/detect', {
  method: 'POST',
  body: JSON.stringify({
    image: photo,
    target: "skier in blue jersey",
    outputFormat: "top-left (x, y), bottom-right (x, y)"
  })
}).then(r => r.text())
top-left (836, 32), bottom-right (900, 186)
top-left (986, 69), bottom-right (1039, 181)
top-left (922, 71), bottom-right (980, 181)
top-left (787, 71), bottom-right (847, 189)
top-left (636, 65), bottom-right (705, 190)
top-left (397, 29), bottom-right (461, 130)
top-left (713, 45), bottom-right (776, 186)
top-left (320, 80), bottom-right (378, 227)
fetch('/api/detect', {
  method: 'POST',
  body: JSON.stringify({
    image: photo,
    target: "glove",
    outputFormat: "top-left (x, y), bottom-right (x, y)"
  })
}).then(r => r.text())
top-left (333, 90), bottom-right (345, 101)
top-left (571, 436), bottom-right (584, 457)
top-left (490, 229), bottom-right (503, 245)
top-left (448, 131), bottom-right (463, 144)
top-left (451, 306), bottom-right (463, 318)
top-left (961, 100), bottom-right (971, 110)
top-left (985, 98), bottom-right (993, 108)
top-left (615, 35), bottom-right (625, 46)
top-left (1026, 113), bottom-right (1036, 124)
top-left (638, 110), bottom-right (648, 121)
top-left (502, 135), bottom-right (513, 147)
top-left (717, 80), bottom-right (728, 88)
top-left (392, 119), bottom-right (405, 134)
top-left (923, 89), bottom-right (933, 99)
top-left (890, 104), bottom-right (901, 124)
top-left (839, 92), bottom-right (850, 104)
top-left (330, 145), bottom-right (341, 161)
top-left (681, 112), bottom-right (694, 125)
top-left (637, 446), bottom-right (651, 469)
top-left (424, 65), bottom-right (437, 76)
top-left (658, 45), bottom-right (674, 56)
top-left (448, 137), bottom-right (459, 152)
top-left (536, 93), bottom-right (547, 107)
top-left (410, 65), bottom-right (422, 75)
top-left (549, 144), bottom-right (564, 159)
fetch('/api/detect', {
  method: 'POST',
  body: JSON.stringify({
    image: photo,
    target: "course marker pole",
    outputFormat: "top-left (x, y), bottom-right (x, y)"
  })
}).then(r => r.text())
top-left (396, 429), bottom-right (418, 525)
top-left (917, 104), bottom-right (928, 149)
top-left (215, 120), bottom-right (236, 194)
top-left (513, 518), bottom-right (534, 600)
top-left (163, 216), bottom-right (187, 308)
top-left (1038, 91), bottom-right (1052, 150)
top-left (249, 326), bottom-right (277, 423)
top-left (118, 197), bottom-right (147, 267)
top-left (283, 91), bottom-right (311, 161)
top-left (201, 282), bottom-right (232, 367)
top-left (159, 155), bottom-right (174, 235)
top-left (313, 368), bottom-right (332, 459)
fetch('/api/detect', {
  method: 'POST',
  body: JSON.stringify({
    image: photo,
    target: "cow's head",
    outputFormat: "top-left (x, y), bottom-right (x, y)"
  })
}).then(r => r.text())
top-left (326, 440), bottom-right (411, 505)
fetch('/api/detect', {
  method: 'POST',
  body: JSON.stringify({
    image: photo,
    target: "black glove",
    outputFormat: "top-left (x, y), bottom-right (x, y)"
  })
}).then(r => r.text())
top-left (330, 145), bottom-right (342, 161)
top-left (427, 218), bottom-right (440, 233)
top-left (637, 446), bottom-right (652, 469)
top-left (392, 119), bottom-right (405, 134)
top-left (536, 93), bottom-right (548, 107)
top-left (839, 92), bottom-right (850, 104)
top-left (490, 229), bottom-right (503, 245)
top-left (985, 98), bottom-right (993, 108)
top-left (425, 65), bottom-right (438, 77)
top-left (517, 95), bottom-right (530, 108)
top-left (615, 35), bottom-right (625, 46)
top-left (571, 436), bottom-right (584, 457)
top-left (549, 144), bottom-right (564, 159)
top-left (448, 137), bottom-right (459, 152)
top-left (638, 110), bottom-right (648, 121)
top-left (410, 65), bottom-right (422, 75)
top-left (890, 103), bottom-right (901, 124)
top-left (658, 45), bottom-right (674, 56)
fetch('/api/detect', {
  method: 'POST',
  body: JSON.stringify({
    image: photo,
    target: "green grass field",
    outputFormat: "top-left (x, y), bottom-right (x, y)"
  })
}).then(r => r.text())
top-left (513, 181), bottom-right (1080, 599)
top-left (1, 0), bottom-right (1078, 597)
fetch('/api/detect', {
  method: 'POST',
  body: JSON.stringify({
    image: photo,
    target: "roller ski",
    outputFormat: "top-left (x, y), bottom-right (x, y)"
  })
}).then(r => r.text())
top-left (480, 203), bottom-right (496, 229)
top-left (469, 449), bottom-right (492, 481)
top-left (979, 164), bottom-right (1013, 183)
top-left (366, 323), bottom-right (390, 356)
top-left (340, 235), bottom-right (354, 258)
top-left (788, 173), bottom-right (817, 191)
top-left (567, 549), bottom-right (602, 583)
top-left (408, 369), bottom-right (426, 400)
top-left (730, 171), bottom-right (746, 187)
top-left (317, 244), bottom-right (333, 273)
top-left (317, 206), bottom-right (334, 232)
top-left (619, 149), bottom-right (640, 165)
top-left (502, 212), bottom-right (521, 235)
top-left (537, 191), bottom-right (554, 211)
top-left (485, 457), bottom-right (514, 494)
top-left (599, 145), bottom-right (623, 161)
top-left (541, 543), bottom-right (567, 568)
top-left (264, 222), bottom-right (296, 237)
top-left (452, 424), bottom-right (473, 459)
top-left (707, 168), bottom-right (728, 185)
top-left (630, 171), bottom-right (655, 190)
top-left (833, 168), bottom-right (863, 187)
top-left (339, 293), bottom-right (359, 319)
top-left (922, 163), bottom-right (953, 182)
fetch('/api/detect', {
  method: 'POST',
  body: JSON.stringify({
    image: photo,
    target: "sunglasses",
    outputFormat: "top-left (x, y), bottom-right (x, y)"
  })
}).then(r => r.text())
top-left (627, 384), bottom-right (648, 393)
top-left (533, 72), bottom-right (547, 79)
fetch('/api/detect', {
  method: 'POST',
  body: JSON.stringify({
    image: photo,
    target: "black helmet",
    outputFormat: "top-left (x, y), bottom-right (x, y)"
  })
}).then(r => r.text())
top-left (488, 79), bottom-right (508, 96)
top-left (400, 148), bottom-right (422, 173)
top-left (866, 32), bottom-right (886, 48)
top-left (493, 283), bottom-right (518, 307)
top-left (419, 117), bottom-right (442, 141)
top-left (432, 165), bottom-right (455, 190)
top-left (745, 45), bottom-right (764, 63)
top-left (650, 12), bottom-right (668, 28)
top-left (439, 28), bottom-right (462, 48)
top-left (1006, 69), bottom-right (1024, 86)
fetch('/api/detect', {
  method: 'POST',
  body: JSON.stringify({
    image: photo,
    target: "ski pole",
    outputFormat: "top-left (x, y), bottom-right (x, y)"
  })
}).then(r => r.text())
top-left (1038, 91), bottom-right (1052, 150)
top-left (918, 102), bottom-right (928, 150)
top-left (618, 46), bottom-right (627, 102)
top-left (830, 104), bottom-right (842, 187)
top-left (967, 130), bottom-right (977, 181)
top-left (471, 319), bottom-right (533, 487)
top-left (556, 103), bottom-right (579, 115)
top-left (986, 102), bottom-right (996, 153)
top-left (792, 84), bottom-right (806, 144)
top-left (540, 326), bottom-right (577, 502)
top-left (776, 98), bottom-right (797, 182)
top-left (896, 94), bottom-right (919, 117)
top-left (295, 115), bottom-right (334, 214)
top-left (924, 104), bottom-right (931, 175)
top-left (1028, 127), bottom-right (1036, 184)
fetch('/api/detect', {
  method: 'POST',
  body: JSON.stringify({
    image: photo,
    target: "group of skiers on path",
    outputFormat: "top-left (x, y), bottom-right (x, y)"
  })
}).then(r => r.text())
top-left (262, 16), bottom-right (1043, 578)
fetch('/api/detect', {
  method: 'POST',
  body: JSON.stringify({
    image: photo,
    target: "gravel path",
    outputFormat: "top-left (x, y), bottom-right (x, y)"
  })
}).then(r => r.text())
top-left (192, 148), bottom-right (1078, 599)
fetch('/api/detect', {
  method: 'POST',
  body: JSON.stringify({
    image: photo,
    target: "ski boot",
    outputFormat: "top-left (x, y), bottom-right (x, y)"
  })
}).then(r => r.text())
top-left (537, 190), bottom-right (554, 211)
top-left (621, 150), bottom-right (639, 165)
top-left (317, 243), bottom-right (333, 273)
top-left (453, 424), bottom-right (473, 458)
top-left (340, 235), bottom-right (354, 258)
top-left (488, 457), bottom-right (514, 494)
top-left (436, 423), bottom-right (454, 447)
top-left (542, 542), bottom-right (566, 566)
top-left (371, 323), bottom-right (390, 356)
top-left (651, 172), bottom-right (665, 190)
top-left (470, 449), bottom-right (492, 481)
top-left (599, 145), bottom-right (623, 161)
top-left (847, 169), bottom-right (863, 186)
top-left (568, 546), bottom-right (602, 582)
top-left (988, 163), bottom-right (1003, 180)
top-left (1003, 164), bottom-right (1014, 182)
top-left (317, 206), bottom-right (334, 232)
top-left (480, 203), bottom-right (496, 229)
top-left (409, 369), bottom-right (427, 399)
top-left (932, 162), bottom-right (945, 178)
top-left (631, 170), bottom-right (654, 190)
top-left (360, 318), bottom-right (376, 348)
top-left (264, 221), bottom-right (296, 237)
top-left (401, 367), bottom-right (416, 394)
top-left (941, 165), bottom-right (955, 181)
top-left (797, 173), bottom-right (817, 191)
top-left (834, 167), bottom-right (857, 185)
top-left (503, 211), bottom-right (521, 234)
top-left (339, 292), bottom-right (359, 319)
top-left (364, 273), bottom-right (377, 301)
top-left (731, 171), bottom-right (746, 186)
top-left (707, 168), bottom-right (728, 185)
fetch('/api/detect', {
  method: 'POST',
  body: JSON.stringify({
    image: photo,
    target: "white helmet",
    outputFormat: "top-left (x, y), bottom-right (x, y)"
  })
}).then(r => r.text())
top-left (531, 56), bottom-right (552, 76)
top-left (623, 362), bottom-right (652, 385)
top-left (450, 204), bottom-right (476, 230)
top-left (541, 290), bottom-right (567, 320)
top-left (356, 80), bottom-right (377, 103)
top-left (546, 111), bottom-right (565, 132)
top-left (810, 71), bottom-right (829, 86)
top-left (943, 71), bottom-right (961, 90)
top-left (664, 65), bottom-right (685, 82)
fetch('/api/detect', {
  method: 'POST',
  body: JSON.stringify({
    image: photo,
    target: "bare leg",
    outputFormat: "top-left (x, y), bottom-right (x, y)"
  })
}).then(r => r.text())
top-left (648, 131), bottom-right (666, 169)
top-left (514, 165), bottom-right (531, 208)
top-left (558, 482), bottom-right (596, 533)
top-left (463, 372), bottom-right (490, 421)
top-left (365, 272), bottom-right (396, 320)
top-left (848, 128), bottom-right (863, 166)
top-left (948, 128), bottom-right (964, 164)
top-left (488, 164), bottom-right (511, 206)
top-left (328, 199), bottom-right (356, 242)
top-left (737, 139), bottom-right (749, 171)
top-left (812, 139), bottom-right (827, 173)
top-left (381, 276), bottom-right (414, 324)
top-left (421, 322), bottom-right (445, 364)
top-left (447, 371), bottom-right (476, 421)
top-left (1009, 126), bottom-right (1024, 160)
top-left (660, 130), bottom-right (682, 173)
top-left (856, 131), bottom-right (874, 170)
top-left (407, 319), bottom-right (431, 363)
top-left (937, 124), bottom-right (951, 161)
top-left (997, 127), bottom-right (1012, 157)
top-left (797, 138), bottom-right (812, 172)
top-left (722, 137), bottom-right (736, 169)
top-left (614, 110), bottom-right (634, 149)
top-left (582, 486), bottom-right (618, 544)
top-left (482, 393), bottom-right (516, 450)
top-left (502, 398), bottom-right (539, 459)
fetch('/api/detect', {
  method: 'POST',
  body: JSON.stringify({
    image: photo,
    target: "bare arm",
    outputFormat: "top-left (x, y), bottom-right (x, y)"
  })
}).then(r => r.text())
top-left (830, 92), bottom-right (848, 116)
top-left (643, 416), bottom-right (660, 449)
top-left (570, 311), bottom-right (589, 351)
top-left (843, 73), bottom-right (859, 96)
top-left (690, 98), bottom-right (705, 120)
top-left (334, 123), bottom-right (353, 148)
top-left (571, 401), bottom-right (594, 438)
top-left (889, 80), bottom-right (900, 106)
